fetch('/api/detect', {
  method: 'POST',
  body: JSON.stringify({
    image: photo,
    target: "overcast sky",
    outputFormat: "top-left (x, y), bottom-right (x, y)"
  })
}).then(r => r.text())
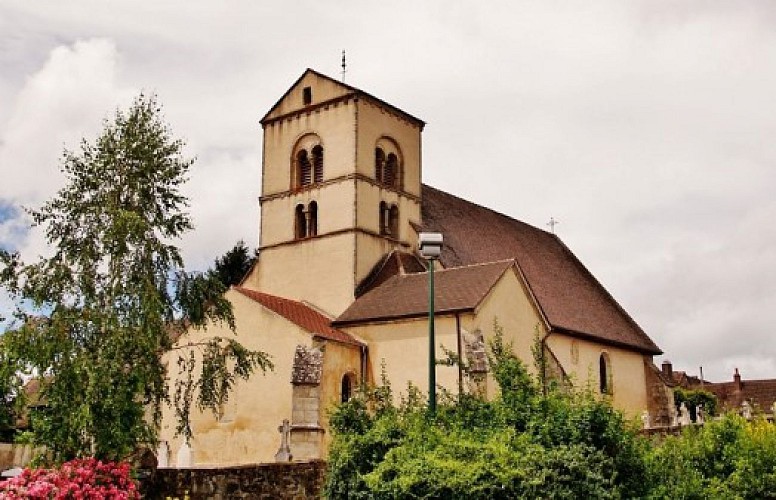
top-left (1, 1), bottom-right (774, 382)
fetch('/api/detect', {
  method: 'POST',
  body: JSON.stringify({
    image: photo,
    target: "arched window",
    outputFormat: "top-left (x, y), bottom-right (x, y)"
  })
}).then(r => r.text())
top-left (384, 153), bottom-right (398, 187)
top-left (375, 148), bottom-right (385, 183)
top-left (389, 205), bottom-right (399, 237)
top-left (308, 201), bottom-right (318, 237)
top-left (311, 145), bottom-right (324, 184)
top-left (374, 139), bottom-right (402, 189)
top-left (295, 204), bottom-right (307, 239)
top-left (341, 373), bottom-right (354, 403)
top-left (296, 150), bottom-right (312, 188)
top-left (292, 134), bottom-right (323, 189)
top-left (599, 353), bottom-right (612, 394)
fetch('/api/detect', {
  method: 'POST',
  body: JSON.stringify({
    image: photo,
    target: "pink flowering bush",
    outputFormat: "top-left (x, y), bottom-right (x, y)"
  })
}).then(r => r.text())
top-left (0, 458), bottom-right (139, 499)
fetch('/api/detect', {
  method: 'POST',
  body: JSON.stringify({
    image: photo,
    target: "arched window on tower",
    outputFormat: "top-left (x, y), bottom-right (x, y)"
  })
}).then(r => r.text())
top-left (375, 148), bottom-right (385, 183)
top-left (599, 352), bottom-right (612, 395)
top-left (308, 201), bottom-right (318, 237)
top-left (296, 150), bottom-right (312, 188)
top-left (295, 204), bottom-right (307, 239)
top-left (312, 145), bottom-right (324, 184)
top-left (389, 204), bottom-right (399, 238)
top-left (384, 153), bottom-right (398, 187)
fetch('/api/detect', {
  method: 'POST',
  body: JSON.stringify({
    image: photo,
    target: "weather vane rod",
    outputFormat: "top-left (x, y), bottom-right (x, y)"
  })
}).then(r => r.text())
top-left (341, 50), bottom-right (347, 82)
top-left (547, 217), bottom-right (560, 234)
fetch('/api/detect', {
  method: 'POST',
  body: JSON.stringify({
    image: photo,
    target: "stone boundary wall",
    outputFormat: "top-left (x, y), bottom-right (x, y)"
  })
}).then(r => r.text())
top-left (0, 443), bottom-right (40, 470)
top-left (141, 460), bottom-right (326, 499)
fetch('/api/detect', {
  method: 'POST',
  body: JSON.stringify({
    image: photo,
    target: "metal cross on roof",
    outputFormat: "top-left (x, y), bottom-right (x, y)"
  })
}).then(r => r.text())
top-left (547, 217), bottom-right (560, 234)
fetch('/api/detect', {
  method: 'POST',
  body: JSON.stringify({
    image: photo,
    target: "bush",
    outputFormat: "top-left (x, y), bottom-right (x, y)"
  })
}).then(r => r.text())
top-left (0, 458), bottom-right (139, 499)
top-left (324, 327), bottom-right (648, 499)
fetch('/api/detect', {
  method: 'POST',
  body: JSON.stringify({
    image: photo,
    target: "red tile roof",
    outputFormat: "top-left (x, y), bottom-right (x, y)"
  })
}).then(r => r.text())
top-left (420, 185), bottom-right (662, 355)
top-left (335, 260), bottom-right (513, 325)
top-left (233, 287), bottom-right (363, 347)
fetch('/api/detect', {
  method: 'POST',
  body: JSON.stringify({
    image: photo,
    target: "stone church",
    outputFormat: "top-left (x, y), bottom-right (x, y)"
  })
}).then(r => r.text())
top-left (158, 69), bottom-right (674, 466)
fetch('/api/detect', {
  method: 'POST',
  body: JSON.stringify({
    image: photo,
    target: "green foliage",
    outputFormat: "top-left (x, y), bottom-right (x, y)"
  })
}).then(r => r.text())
top-left (324, 325), bottom-right (648, 499)
top-left (0, 94), bottom-right (270, 461)
top-left (674, 387), bottom-right (718, 419)
top-left (212, 240), bottom-right (257, 288)
top-left (646, 413), bottom-right (776, 499)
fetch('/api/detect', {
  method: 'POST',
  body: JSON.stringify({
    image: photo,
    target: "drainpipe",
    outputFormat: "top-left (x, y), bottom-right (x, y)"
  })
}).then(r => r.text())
top-left (360, 345), bottom-right (368, 392)
top-left (455, 313), bottom-right (463, 397)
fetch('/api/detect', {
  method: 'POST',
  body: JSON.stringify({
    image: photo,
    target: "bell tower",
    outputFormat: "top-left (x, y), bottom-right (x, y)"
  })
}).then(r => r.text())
top-left (242, 69), bottom-right (425, 316)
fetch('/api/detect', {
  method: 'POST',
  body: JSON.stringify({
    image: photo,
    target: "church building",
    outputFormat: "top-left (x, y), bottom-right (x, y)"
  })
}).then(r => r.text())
top-left (158, 69), bottom-right (674, 466)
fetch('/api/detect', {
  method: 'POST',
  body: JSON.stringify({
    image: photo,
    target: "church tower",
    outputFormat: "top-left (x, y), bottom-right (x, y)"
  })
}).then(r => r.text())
top-left (242, 69), bottom-right (425, 316)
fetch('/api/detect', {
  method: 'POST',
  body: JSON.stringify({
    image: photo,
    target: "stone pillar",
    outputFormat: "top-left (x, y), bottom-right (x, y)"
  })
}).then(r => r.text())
top-left (462, 330), bottom-right (488, 396)
top-left (289, 345), bottom-right (325, 460)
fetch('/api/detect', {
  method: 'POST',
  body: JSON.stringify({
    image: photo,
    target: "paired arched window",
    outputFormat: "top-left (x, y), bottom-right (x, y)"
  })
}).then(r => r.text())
top-left (293, 135), bottom-right (324, 189)
top-left (294, 201), bottom-right (318, 239)
top-left (599, 352), bottom-right (612, 395)
top-left (374, 138), bottom-right (402, 189)
top-left (379, 201), bottom-right (399, 237)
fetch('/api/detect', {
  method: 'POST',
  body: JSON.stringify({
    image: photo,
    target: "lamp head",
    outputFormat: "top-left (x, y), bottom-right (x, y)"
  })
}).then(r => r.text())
top-left (418, 232), bottom-right (443, 260)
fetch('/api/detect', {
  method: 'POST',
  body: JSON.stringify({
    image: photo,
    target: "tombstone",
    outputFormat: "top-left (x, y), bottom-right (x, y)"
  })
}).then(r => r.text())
top-left (771, 401), bottom-right (776, 419)
top-left (156, 441), bottom-right (169, 468)
top-left (176, 442), bottom-right (192, 468)
top-left (641, 410), bottom-right (651, 430)
top-left (741, 400), bottom-right (752, 420)
top-left (679, 402), bottom-right (691, 426)
top-left (670, 404), bottom-right (679, 427)
top-left (695, 405), bottom-right (704, 425)
top-left (1, 467), bottom-right (22, 478)
top-left (275, 419), bottom-right (293, 462)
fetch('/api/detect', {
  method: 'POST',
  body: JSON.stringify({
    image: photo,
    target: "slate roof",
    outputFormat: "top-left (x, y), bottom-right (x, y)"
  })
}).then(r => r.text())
top-left (233, 287), bottom-right (363, 347)
top-left (335, 260), bottom-right (514, 325)
top-left (420, 185), bottom-right (662, 355)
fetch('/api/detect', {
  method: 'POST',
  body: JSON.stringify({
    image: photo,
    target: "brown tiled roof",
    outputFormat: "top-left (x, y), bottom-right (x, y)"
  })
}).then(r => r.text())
top-left (703, 378), bottom-right (776, 413)
top-left (420, 185), bottom-right (662, 355)
top-left (355, 250), bottom-right (427, 297)
top-left (335, 260), bottom-right (513, 325)
top-left (233, 287), bottom-right (363, 347)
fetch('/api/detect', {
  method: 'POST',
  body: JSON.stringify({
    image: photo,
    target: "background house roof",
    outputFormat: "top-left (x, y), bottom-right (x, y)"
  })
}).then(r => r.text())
top-left (335, 260), bottom-right (513, 325)
top-left (234, 287), bottom-right (363, 347)
top-left (420, 184), bottom-right (662, 355)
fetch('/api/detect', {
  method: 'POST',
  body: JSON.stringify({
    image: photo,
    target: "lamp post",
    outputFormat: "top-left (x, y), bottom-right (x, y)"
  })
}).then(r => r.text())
top-left (419, 232), bottom-right (443, 414)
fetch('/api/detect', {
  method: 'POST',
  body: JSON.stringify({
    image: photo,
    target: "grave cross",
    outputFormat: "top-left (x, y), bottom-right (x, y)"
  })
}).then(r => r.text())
top-left (275, 419), bottom-right (293, 462)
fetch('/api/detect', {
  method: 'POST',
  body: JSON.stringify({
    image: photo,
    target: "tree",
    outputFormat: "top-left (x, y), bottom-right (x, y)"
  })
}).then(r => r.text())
top-left (212, 240), bottom-right (256, 288)
top-left (0, 94), bottom-right (271, 462)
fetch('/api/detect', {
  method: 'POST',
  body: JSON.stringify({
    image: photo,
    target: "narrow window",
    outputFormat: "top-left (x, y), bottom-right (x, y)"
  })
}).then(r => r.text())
top-left (389, 205), bottom-right (399, 238)
top-left (375, 148), bottom-right (385, 183)
top-left (341, 374), bottom-right (352, 403)
top-left (599, 353), bottom-right (611, 394)
top-left (295, 204), bottom-right (307, 239)
top-left (297, 150), bottom-right (312, 187)
top-left (308, 201), bottom-right (318, 237)
top-left (385, 153), bottom-right (398, 187)
top-left (379, 201), bottom-right (388, 235)
top-left (312, 145), bottom-right (324, 184)
top-left (303, 86), bottom-right (312, 105)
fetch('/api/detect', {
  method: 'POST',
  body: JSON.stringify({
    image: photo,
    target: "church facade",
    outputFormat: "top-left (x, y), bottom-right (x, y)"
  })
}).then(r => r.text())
top-left (158, 69), bottom-right (674, 466)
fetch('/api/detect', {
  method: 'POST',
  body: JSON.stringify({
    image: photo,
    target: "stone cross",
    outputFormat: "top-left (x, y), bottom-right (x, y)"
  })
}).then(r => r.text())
top-left (275, 419), bottom-right (293, 462)
top-left (670, 404), bottom-right (679, 427)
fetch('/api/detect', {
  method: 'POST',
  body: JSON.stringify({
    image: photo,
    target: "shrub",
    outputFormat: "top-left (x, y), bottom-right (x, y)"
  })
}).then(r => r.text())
top-left (0, 458), bottom-right (139, 499)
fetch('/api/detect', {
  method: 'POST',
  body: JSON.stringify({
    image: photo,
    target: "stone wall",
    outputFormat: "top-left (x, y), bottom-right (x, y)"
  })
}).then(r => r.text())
top-left (0, 444), bottom-right (40, 470)
top-left (142, 460), bottom-right (326, 499)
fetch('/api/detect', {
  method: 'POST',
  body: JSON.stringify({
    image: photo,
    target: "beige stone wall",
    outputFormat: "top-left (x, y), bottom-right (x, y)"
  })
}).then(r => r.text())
top-left (546, 334), bottom-right (649, 419)
top-left (264, 72), bottom-right (352, 122)
top-left (318, 340), bottom-right (362, 451)
top-left (345, 316), bottom-right (461, 402)
top-left (160, 290), bottom-right (315, 466)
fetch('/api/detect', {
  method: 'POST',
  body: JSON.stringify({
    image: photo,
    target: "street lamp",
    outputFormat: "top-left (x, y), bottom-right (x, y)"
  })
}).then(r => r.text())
top-left (419, 232), bottom-right (443, 413)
